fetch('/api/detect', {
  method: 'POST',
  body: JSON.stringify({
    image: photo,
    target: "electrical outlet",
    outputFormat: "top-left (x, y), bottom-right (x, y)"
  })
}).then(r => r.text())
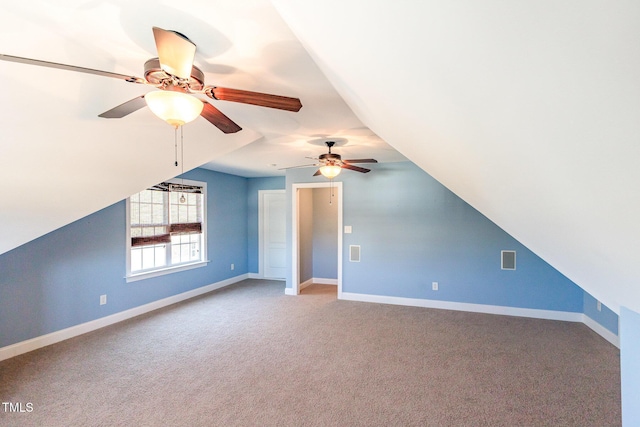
top-left (231, 263), bottom-right (235, 271)
top-left (597, 301), bottom-right (602, 311)
top-left (100, 295), bottom-right (107, 305)
top-left (432, 282), bottom-right (438, 291)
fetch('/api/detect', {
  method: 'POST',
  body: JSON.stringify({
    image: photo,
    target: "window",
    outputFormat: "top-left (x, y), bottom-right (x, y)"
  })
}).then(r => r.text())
top-left (126, 178), bottom-right (207, 281)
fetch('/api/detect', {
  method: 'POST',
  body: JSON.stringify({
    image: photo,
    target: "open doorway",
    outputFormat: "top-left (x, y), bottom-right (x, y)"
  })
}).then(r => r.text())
top-left (291, 182), bottom-right (343, 297)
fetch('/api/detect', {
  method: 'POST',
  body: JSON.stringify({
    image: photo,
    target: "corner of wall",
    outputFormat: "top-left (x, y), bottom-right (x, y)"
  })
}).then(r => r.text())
top-left (582, 291), bottom-right (619, 337)
top-left (621, 307), bottom-right (640, 425)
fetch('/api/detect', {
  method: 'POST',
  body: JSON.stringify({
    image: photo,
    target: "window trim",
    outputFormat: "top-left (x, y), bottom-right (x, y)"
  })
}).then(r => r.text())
top-left (125, 177), bottom-right (208, 282)
top-left (125, 260), bottom-right (209, 283)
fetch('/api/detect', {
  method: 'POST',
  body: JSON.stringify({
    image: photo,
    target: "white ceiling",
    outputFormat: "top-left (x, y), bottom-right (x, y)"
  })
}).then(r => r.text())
top-left (273, 0), bottom-right (640, 314)
top-left (1, 1), bottom-right (639, 315)
top-left (0, 0), bottom-right (404, 254)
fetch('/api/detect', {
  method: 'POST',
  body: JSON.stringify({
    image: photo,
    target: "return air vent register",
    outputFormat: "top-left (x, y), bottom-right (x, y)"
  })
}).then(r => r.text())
top-left (349, 245), bottom-right (361, 262)
top-left (501, 250), bottom-right (516, 270)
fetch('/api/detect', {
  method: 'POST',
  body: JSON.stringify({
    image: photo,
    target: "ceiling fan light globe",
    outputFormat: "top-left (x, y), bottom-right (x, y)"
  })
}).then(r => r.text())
top-left (320, 165), bottom-right (342, 179)
top-left (145, 90), bottom-right (203, 127)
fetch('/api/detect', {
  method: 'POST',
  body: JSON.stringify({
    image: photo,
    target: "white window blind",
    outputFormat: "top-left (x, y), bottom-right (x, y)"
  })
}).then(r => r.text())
top-left (128, 180), bottom-right (205, 275)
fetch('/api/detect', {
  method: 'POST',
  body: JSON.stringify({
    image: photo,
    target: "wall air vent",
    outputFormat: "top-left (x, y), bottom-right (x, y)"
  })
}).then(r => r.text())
top-left (501, 250), bottom-right (516, 270)
top-left (349, 245), bottom-right (361, 262)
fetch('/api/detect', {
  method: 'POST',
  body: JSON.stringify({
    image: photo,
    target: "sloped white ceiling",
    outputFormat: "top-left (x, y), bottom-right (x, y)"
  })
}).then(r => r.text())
top-left (2, 0), bottom-right (638, 315)
top-left (273, 0), bottom-right (640, 314)
top-left (0, 0), bottom-right (403, 255)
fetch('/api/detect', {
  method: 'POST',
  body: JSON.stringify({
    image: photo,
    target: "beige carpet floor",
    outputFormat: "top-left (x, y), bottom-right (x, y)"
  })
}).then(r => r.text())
top-left (0, 279), bottom-right (621, 426)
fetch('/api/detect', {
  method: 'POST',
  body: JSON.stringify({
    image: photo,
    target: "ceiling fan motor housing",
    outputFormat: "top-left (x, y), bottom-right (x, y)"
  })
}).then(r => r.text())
top-left (144, 58), bottom-right (204, 91)
top-left (319, 152), bottom-right (342, 165)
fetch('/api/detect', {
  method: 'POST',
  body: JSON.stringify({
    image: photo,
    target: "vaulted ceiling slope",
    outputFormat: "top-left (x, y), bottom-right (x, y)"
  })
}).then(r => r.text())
top-left (273, 0), bottom-right (640, 314)
top-left (2, 1), bottom-right (638, 316)
top-left (0, 1), bottom-right (403, 255)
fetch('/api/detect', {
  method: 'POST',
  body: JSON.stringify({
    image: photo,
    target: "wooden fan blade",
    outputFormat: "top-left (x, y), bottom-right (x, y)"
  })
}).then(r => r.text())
top-left (0, 54), bottom-right (145, 83)
top-left (344, 158), bottom-right (378, 164)
top-left (313, 169), bottom-right (322, 176)
top-left (152, 27), bottom-right (196, 80)
top-left (200, 102), bottom-right (242, 134)
top-left (206, 87), bottom-right (302, 112)
top-left (98, 96), bottom-right (147, 118)
top-left (342, 164), bottom-right (371, 173)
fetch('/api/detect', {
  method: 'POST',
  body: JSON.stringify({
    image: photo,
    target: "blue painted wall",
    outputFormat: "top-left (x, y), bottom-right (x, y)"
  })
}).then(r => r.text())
top-left (246, 177), bottom-right (285, 274)
top-left (583, 293), bottom-right (619, 335)
top-left (0, 168), bottom-right (248, 348)
top-left (312, 188), bottom-right (338, 279)
top-left (299, 189), bottom-right (314, 282)
top-left (1, 161), bottom-right (620, 351)
top-left (286, 162), bottom-right (585, 313)
top-left (620, 307), bottom-right (640, 425)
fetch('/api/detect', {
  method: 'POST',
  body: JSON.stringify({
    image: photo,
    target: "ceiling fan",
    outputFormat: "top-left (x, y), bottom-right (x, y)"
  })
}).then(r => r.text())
top-left (286, 141), bottom-right (378, 178)
top-left (0, 27), bottom-right (302, 133)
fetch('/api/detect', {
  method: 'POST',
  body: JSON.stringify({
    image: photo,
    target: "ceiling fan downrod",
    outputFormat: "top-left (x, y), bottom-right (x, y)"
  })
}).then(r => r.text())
top-left (326, 141), bottom-right (335, 153)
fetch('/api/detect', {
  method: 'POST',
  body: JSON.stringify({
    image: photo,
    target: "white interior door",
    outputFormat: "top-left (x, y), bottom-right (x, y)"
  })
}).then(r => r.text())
top-left (261, 191), bottom-right (286, 279)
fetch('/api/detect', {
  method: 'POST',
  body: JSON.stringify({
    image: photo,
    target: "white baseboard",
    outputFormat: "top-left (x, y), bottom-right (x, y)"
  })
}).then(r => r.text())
top-left (299, 278), bottom-right (313, 290)
top-left (582, 314), bottom-right (620, 348)
top-left (2, 277), bottom-right (619, 362)
top-left (0, 274), bottom-right (249, 362)
top-left (312, 277), bottom-right (338, 285)
top-left (340, 292), bottom-right (582, 322)
top-left (340, 292), bottom-right (619, 348)
top-left (299, 277), bottom-right (337, 290)
top-left (248, 273), bottom-right (285, 281)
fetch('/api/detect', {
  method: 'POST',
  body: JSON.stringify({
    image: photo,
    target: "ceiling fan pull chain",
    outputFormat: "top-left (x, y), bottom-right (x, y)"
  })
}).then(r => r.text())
top-left (181, 126), bottom-right (184, 172)
top-left (174, 126), bottom-right (178, 167)
top-left (329, 178), bottom-right (333, 205)
top-left (180, 127), bottom-right (186, 203)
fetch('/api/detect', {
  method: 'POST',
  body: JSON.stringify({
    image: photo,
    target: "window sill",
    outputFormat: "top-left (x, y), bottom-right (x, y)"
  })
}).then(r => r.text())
top-left (126, 260), bottom-right (210, 283)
